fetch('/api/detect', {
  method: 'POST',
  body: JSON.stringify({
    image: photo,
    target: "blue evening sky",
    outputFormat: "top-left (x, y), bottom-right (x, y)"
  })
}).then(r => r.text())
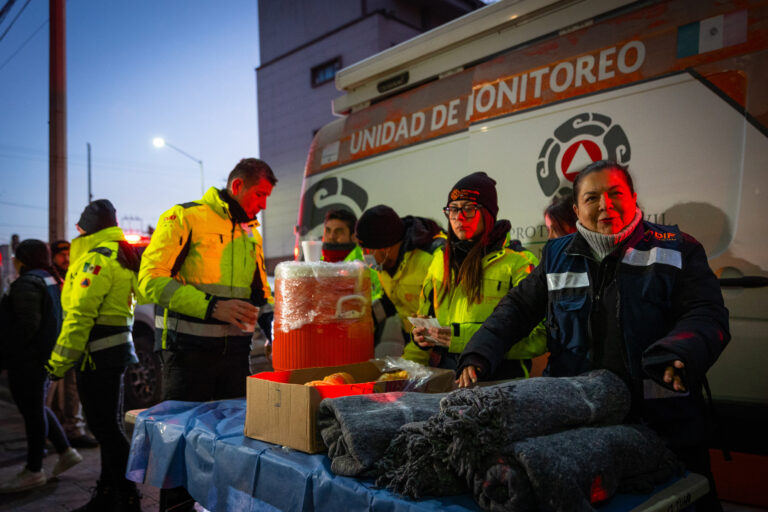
top-left (0, 0), bottom-right (259, 243)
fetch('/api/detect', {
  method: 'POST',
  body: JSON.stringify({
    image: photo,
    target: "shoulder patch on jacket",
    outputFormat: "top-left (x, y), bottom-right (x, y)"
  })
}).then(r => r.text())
top-left (177, 201), bottom-right (201, 209)
top-left (89, 246), bottom-right (113, 257)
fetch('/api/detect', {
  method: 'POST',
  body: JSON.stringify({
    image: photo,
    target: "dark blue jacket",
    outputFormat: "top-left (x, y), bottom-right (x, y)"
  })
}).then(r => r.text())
top-left (459, 221), bottom-right (730, 444)
top-left (0, 269), bottom-right (62, 365)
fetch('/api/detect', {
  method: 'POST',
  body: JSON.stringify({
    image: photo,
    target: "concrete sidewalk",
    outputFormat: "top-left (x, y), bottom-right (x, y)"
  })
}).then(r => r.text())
top-left (0, 376), bottom-right (159, 512)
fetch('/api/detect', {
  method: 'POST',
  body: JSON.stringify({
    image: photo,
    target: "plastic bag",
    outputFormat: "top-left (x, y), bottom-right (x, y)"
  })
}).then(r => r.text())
top-left (377, 356), bottom-right (443, 392)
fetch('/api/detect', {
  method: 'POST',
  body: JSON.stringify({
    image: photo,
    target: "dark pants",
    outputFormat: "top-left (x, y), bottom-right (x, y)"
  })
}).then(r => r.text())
top-left (159, 348), bottom-right (250, 511)
top-left (7, 361), bottom-right (70, 472)
top-left (160, 349), bottom-right (250, 401)
top-left (77, 367), bottom-right (132, 488)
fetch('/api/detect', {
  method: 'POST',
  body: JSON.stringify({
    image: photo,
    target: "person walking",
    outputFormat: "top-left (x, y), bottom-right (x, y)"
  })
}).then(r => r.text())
top-left (411, 172), bottom-right (546, 376)
top-left (47, 239), bottom-right (98, 449)
top-left (138, 158), bottom-right (276, 511)
top-left (46, 200), bottom-right (143, 511)
top-left (458, 160), bottom-right (729, 510)
top-left (0, 240), bottom-right (82, 493)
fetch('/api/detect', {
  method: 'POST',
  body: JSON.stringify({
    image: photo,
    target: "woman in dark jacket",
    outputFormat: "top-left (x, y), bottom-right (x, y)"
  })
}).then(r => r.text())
top-left (457, 160), bottom-right (729, 511)
top-left (0, 240), bottom-right (82, 494)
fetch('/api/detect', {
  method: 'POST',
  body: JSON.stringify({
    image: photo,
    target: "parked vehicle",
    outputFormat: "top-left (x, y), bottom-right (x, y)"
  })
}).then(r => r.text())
top-left (297, 0), bottom-right (768, 460)
top-left (121, 233), bottom-right (163, 410)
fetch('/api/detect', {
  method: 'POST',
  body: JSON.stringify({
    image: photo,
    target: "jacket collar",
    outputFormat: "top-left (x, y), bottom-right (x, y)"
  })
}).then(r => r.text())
top-left (565, 220), bottom-right (647, 260)
top-left (199, 187), bottom-right (261, 228)
top-left (70, 226), bottom-right (125, 263)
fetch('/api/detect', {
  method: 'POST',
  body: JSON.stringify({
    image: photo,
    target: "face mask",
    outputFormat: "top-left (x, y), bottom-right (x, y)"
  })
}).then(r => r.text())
top-left (363, 253), bottom-right (382, 271)
top-left (321, 242), bottom-right (356, 263)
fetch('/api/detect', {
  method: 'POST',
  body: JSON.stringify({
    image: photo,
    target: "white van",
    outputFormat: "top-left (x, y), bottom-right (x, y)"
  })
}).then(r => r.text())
top-left (297, 0), bottom-right (768, 457)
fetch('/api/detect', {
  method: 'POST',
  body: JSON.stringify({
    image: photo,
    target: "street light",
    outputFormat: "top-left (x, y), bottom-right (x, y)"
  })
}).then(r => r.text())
top-left (152, 137), bottom-right (205, 195)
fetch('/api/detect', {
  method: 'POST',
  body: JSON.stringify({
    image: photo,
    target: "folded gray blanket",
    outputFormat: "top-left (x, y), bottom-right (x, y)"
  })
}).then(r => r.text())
top-left (317, 391), bottom-right (445, 476)
top-left (376, 370), bottom-right (631, 498)
top-left (473, 424), bottom-right (683, 512)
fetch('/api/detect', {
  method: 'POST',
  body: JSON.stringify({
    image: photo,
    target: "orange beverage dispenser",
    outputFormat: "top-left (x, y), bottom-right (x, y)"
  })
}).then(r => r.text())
top-left (272, 261), bottom-right (374, 371)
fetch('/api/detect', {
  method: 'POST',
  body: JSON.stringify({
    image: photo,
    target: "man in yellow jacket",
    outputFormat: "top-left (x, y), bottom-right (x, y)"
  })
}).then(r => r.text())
top-left (139, 158), bottom-right (276, 402)
top-left (46, 199), bottom-right (143, 511)
top-left (139, 158), bottom-right (276, 511)
top-left (354, 205), bottom-right (445, 364)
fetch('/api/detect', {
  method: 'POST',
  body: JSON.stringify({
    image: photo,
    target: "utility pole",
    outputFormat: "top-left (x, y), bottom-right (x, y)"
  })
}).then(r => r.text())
top-left (87, 142), bottom-right (93, 203)
top-left (49, 0), bottom-right (67, 242)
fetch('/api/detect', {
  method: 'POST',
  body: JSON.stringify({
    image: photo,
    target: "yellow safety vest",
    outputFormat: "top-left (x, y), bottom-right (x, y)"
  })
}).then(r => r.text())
top-left (343, 245), bottom-right (383, 302)
top-left (377, 246), bottom-right (440, 365)
top-left (48, 226), bottom-right (138, 377)
top-left (139, 187), bottom-right (273, 348)
top-left (416, 244), bottom-right (547, 375)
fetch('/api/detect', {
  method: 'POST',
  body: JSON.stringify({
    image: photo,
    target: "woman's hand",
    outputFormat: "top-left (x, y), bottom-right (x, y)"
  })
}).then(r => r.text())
top-left (412, 326), bottom-right (434, 348)
top-left (663, 360), bottom-right (687, 392)
top-left (428, 327), bottom-right (451, 347)
top-left (457, 366), bottom-right (478, 388)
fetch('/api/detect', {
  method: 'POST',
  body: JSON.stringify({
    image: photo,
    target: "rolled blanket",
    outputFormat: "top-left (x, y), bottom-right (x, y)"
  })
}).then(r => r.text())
top-left (318, 391), bottom-right (445, 476)
top-left (377, 370), bottom-right (631, 498)
top-left (472, 425), bottom-right (683, 512)
top-left (376, 419), bottom-right (468, 499)
top-left (444, 369), bottom-right (631, 480)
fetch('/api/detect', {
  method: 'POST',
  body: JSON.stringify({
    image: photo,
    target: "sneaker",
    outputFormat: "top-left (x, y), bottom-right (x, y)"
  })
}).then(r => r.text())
top-left (53, 447), bottom-right (83, 477)
top-left (0, 468), bottom-right (47, 493)
top-left (68, 434), bottom-right (99, 448)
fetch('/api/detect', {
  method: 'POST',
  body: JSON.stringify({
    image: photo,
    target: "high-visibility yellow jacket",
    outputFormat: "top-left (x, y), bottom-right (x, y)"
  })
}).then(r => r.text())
top-left (378, 241), bottom-right (446, 365)
top-left (344, 245), bottom-right (383, 302)
top-left (139, 187), bottom-right (272, 351)
top-left (414, 240), bottom-right (547, 376)
top-left (47, 226), bottom-right (138, 377)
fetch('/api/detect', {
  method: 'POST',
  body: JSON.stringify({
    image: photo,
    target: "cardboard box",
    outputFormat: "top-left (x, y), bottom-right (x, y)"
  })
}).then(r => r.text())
top-left (244, 360), bottom-right (455, 453)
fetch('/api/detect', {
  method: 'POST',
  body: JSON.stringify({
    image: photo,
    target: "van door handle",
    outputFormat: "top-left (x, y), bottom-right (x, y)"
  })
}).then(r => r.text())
top-left (719, 276), bottom-right (768, 288)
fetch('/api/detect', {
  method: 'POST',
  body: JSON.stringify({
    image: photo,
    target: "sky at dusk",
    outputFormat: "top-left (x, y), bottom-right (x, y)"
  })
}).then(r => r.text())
top-left (0, 0), bottom-right (260, 244)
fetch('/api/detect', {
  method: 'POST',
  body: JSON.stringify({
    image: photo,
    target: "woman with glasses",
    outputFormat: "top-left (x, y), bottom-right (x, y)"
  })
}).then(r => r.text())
top-left (411, 172), bottom-right (546, 378)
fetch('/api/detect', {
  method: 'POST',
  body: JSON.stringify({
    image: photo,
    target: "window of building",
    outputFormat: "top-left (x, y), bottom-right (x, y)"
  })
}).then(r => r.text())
top-left (311, 57), bottom-right (342, 87)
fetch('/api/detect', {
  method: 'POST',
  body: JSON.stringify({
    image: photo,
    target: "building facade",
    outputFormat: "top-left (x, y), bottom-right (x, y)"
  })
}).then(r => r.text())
top-left (256, 0), bottom-right (482, 271)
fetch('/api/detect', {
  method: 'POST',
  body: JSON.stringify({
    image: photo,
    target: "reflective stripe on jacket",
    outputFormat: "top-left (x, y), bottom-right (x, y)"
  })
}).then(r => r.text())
top-left (461, 220), bottom-right (730, 443)
top-left (48, 226), bottom-right (138, 377)
top-left (419, 245), bottom-right (546, 371)
top-left (138, 187), bottom-right (272, 349)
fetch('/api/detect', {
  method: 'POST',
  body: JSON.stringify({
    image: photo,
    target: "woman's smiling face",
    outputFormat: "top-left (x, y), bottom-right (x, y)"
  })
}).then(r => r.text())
top-left (574, 168), bottom-right (637, 234)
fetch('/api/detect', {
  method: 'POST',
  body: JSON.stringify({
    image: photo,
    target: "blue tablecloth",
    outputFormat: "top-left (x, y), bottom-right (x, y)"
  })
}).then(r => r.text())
top-left (126, 399), bottom-right (698, 512)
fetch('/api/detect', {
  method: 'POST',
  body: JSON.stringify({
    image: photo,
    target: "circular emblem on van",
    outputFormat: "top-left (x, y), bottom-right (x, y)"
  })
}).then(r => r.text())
top-left (297, 176), bottom-right (368, 236)
top-left (536, 113), bottom-right (631, 197)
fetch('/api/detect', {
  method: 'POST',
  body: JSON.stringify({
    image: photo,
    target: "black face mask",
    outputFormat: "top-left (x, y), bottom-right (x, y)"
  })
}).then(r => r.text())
top-left (321, 242), bottom-right (357, 262)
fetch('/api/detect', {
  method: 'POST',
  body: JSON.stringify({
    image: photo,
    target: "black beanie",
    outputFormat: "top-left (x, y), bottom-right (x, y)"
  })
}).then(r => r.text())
top-left (77, 199), bottom-right (117, 235)
top-left (14, 239), bottom-right (51, 270)
top-left (50, 240), bottom-right (70, 256)
top-left (354, 205), bottom-right (404, 249)
top-left (447, 172), bottom-right (499, 219)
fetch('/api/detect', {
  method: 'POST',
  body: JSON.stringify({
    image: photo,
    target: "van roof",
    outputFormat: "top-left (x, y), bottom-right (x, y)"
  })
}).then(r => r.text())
top-left (333, 0), bottom-right (637, 115)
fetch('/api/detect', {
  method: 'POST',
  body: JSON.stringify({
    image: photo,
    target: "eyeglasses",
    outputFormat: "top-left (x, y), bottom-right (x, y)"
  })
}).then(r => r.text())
top-left (443, 203), bottom-right (482, 219)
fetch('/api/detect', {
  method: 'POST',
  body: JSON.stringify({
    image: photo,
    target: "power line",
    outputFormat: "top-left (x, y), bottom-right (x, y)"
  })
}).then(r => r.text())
top-left (0, 0), bottom-right (19, 26)
top-left (0, 0), bottom-right (31, 43)
top-left (0, 18), bottom-right (46, 72)
top-left (0, 200), bottom-right (81, 216)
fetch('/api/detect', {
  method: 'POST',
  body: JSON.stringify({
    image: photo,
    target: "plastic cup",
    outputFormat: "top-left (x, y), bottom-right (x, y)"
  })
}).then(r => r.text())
top-left (302, 240), bottom-right (323, 262)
